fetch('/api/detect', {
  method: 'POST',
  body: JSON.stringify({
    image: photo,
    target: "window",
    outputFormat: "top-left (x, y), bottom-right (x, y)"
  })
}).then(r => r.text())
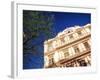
top-left (83, 42), bottom-right (90, 49)
top-left (74, 46), bottom-right (80, 53)
top-left (60, 37), bottom-right (65, 44)
top-left (69, 34), bottom-right (73, 39)
top-left (77, 31), bottom-right (82, 36)
top-left (62, 48), bottom-right (69, 58)
top-left (64, 51), bottom-right (69, 58)
top-left (78, 59), bottom-right (87, 66)
top-left (68, 31), bottom-right (71, 33)
top-left (59, 51), bottom-right (64, 60)
top-left (49, 57), bottom-right (54, 65)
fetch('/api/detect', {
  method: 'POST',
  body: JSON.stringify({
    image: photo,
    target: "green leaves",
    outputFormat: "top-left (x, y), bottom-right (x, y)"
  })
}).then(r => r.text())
top-left (23, 10), bottom-right (55, 54)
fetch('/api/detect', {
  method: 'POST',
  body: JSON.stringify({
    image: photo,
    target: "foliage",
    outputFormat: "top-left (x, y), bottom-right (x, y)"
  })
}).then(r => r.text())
top-left (23, 10), bottom-right (55, 55)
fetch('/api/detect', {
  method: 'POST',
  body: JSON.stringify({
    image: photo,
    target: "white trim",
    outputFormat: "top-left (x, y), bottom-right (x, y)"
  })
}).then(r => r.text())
top-left (11, 1), bottom-right (18, 78)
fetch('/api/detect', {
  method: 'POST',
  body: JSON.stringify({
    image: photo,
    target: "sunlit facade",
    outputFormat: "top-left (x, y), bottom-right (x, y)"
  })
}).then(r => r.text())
top-left (44, 24), bottom-right (91, 68)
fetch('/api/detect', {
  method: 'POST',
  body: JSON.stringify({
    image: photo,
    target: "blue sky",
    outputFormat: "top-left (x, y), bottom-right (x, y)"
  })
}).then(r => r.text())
top-left (23, 10), bottom-right (91, 69)
top-left (53, 12), bottom-right (91, 34)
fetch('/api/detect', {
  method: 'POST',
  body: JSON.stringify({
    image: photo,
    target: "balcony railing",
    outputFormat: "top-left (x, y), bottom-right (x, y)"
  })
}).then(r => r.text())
top-left (59, 48), bottom-right (91, 64)
top-left (45, 48), bottom-right (91, 68)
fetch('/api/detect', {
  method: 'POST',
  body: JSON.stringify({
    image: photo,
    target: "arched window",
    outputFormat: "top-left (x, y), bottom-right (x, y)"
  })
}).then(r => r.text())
top-left (77, 31), bottom-right (82, 36)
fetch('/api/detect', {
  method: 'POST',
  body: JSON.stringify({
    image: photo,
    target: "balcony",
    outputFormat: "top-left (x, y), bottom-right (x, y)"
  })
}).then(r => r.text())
top-left (59, 48), bottom-right (91, 64)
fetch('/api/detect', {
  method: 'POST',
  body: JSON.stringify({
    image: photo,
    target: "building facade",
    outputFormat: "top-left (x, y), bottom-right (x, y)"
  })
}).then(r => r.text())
top-left (44, 24), bottom-right (91, 68)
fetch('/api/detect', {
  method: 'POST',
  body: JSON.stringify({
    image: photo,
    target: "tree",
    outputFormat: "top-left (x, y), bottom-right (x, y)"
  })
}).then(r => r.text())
top-left (23, 10), bottom-right (55, 69)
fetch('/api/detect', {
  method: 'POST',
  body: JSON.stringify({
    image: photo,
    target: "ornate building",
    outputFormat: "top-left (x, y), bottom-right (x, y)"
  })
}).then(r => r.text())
top-left (44, 24), bottom-right (91, 68)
